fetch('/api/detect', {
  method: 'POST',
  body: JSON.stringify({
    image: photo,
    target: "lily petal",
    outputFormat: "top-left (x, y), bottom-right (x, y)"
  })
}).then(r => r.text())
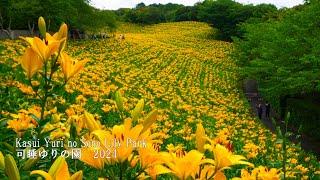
top-left (31, 170), bottom-right (53, 180)
top-left (20, 48), bottom-right (43, 78)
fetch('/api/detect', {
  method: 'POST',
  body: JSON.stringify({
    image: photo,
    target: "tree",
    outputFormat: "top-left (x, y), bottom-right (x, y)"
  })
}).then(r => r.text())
top-left (10, 0), bottom-right (42, 34)
top-left (175, 6), bottom-right (198, 21)
top-left (136, 2), bottom-right (146, 9)
top-left (120, 3), bottom-right (184, 24)
top-left (0, 0), bottom-right (14, 38)
top-left (0, 0), bottom-right (117, 36)
top-left (233, 1), bottom-right (320, 110)
top-left (197, 0), bottom-right (277, 41)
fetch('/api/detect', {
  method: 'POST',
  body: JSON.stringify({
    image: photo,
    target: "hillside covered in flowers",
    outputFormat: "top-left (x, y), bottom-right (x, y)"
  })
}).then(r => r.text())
top-left (0, 21), bottom-right (319, 179)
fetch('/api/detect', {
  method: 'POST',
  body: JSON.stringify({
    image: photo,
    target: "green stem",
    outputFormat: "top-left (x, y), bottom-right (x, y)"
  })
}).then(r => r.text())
top-left (49, 50), bottom-right (62, 81)
top-left (133, 166), bottom-right (146, 179)
top-left (119, 162), bottom-right (123, 180)
top-left (283, 138), bottom-right (286, 179)
top-left (40, 50), bottom-right (63, 121)
top-left (283, 120), bottom-right (288, 180)
top-left (28, 78), bottom-right (38, 97)
top-left (40, 60), bottom-right (48, 121)
top-left (74, 159), bottom-right (77, 172)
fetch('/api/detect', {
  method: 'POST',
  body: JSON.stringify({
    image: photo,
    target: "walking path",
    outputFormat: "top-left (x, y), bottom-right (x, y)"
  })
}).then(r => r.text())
top-left (244, 81), bottom-right (320, 158)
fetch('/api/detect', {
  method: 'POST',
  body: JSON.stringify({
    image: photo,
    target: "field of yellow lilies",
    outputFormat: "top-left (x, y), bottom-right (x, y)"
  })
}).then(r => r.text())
top-left (0, 20), bottom-right (319, 179)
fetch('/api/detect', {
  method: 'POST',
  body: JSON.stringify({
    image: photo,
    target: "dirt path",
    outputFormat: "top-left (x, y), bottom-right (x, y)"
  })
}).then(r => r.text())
top-left (244, 80), bottom-right (320, 158)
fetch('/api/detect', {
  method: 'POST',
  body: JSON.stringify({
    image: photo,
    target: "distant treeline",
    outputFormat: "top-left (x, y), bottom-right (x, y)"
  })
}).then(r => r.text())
top-left (0, 0), bottom-right (279, 40)
top-left (0, 0), bottom-right (117, 35)
top-left (115, 0), bottom-right (278, 41)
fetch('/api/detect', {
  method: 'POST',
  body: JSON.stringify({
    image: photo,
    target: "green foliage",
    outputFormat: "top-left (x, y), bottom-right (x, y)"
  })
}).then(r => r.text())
top-left (287, 96), bottom-right (320, 140)
top-left (175, 6), bottom-right (198, 21)
top-left (233, 1), bottom-right (320, 102)
top-left (197, 0), bottom-right (277, 41)
top-left (80, 9), bottom-right (117, 33)
top-left (119, 3), bottom-right (184, 24)
top-left (0, 0), bottom-right (117, 32)
top-left (233, 1), bottom-right (320, 141)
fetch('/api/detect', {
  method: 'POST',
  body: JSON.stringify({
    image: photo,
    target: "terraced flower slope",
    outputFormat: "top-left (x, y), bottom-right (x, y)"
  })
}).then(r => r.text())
top-left (0, 22), bottom-right (319, 179)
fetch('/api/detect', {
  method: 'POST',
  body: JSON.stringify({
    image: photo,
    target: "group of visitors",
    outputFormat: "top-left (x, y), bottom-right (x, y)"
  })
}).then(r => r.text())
top-left (256, 101), bottom-right (271, 119)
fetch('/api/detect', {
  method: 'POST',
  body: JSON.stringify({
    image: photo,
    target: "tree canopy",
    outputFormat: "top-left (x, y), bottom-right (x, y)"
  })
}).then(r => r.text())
top-left (0, 0), bottom-right (117, 33)
top-left (197, 0), bottom-right (277, 41)
top-left (119, 3), bottom-right (184, 24)
top-left (233, 1), bottom-right (320, 108)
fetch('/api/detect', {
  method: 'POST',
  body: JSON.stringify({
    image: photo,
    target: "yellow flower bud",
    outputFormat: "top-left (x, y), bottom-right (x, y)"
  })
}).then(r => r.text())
top-left (48, 156), bottom-right (64, 177)
top-left (5, 154), bottom-right (20, 180)
top-left (142, 109), bottom-right (158, 133)
top-left (58, 23), bottom-right (68, 40)
top-left (84, 111), bottom-right (101, 132)
top-left (52, 114), bottom-right (61, 123)
top-left (195, 123), bottom-right (206, 153)
top-left (0, 151), bottom-right (4, 170)
top-left (115, 91), bottom-right (124, 112)
top-left (70, 170), bottom-right (83, 180)
top-left (38, 16), bottom-right (46, 38)
top-left (131, 99), bottom-right (144, 122)
top-left (22, 147), bottom-right (44, 170)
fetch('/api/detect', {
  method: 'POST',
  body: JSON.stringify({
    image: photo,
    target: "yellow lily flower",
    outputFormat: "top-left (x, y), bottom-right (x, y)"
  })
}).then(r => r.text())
top-left (20, 48), bottom-right (43, 79)
top-left (213, 171), bottom-right (227, 180)
top-left (80, 110), bottom-right (160, 168)
top-left (60, 52), bottom-right (89, 82)
top-left (145, 165), bottom-right (172, 180)
top-left (232, 166), bottom-right (280, 180)
top-left (30, 156), bottom-right (82, 180)
top-left (20, 36), bottom-right (61, 61)
top-left (252, 166), bottom-right (280, 180)
top-left (137, 143), bottom-right (171, 179)
top-left (163, 150), bottom-right (204, 179)
top-left (212, 144), bottom-right (253, 172)
top-left (198, 165), bottom-right (216, 180)
top-left (232, 169), bottom-right (256, 180)
top-left (79, 146), bottom-right (106, 170)
top-left (7, 110), bottom-right (37, 136)
top-left (92, 118), bottom-right (144, 163)
top-left (44, 23), bottom-right (68, 51)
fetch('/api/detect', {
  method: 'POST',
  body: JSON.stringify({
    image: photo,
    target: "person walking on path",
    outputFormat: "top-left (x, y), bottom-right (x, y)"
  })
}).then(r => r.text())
top-left (265, 101), bottom-right (271, 119)
top-left (257, 103), bottom-right (263, 119)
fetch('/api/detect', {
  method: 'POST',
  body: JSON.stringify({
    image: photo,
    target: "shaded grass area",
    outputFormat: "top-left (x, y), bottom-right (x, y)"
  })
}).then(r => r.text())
top-left (287, 96), bottom-right (320, 141)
